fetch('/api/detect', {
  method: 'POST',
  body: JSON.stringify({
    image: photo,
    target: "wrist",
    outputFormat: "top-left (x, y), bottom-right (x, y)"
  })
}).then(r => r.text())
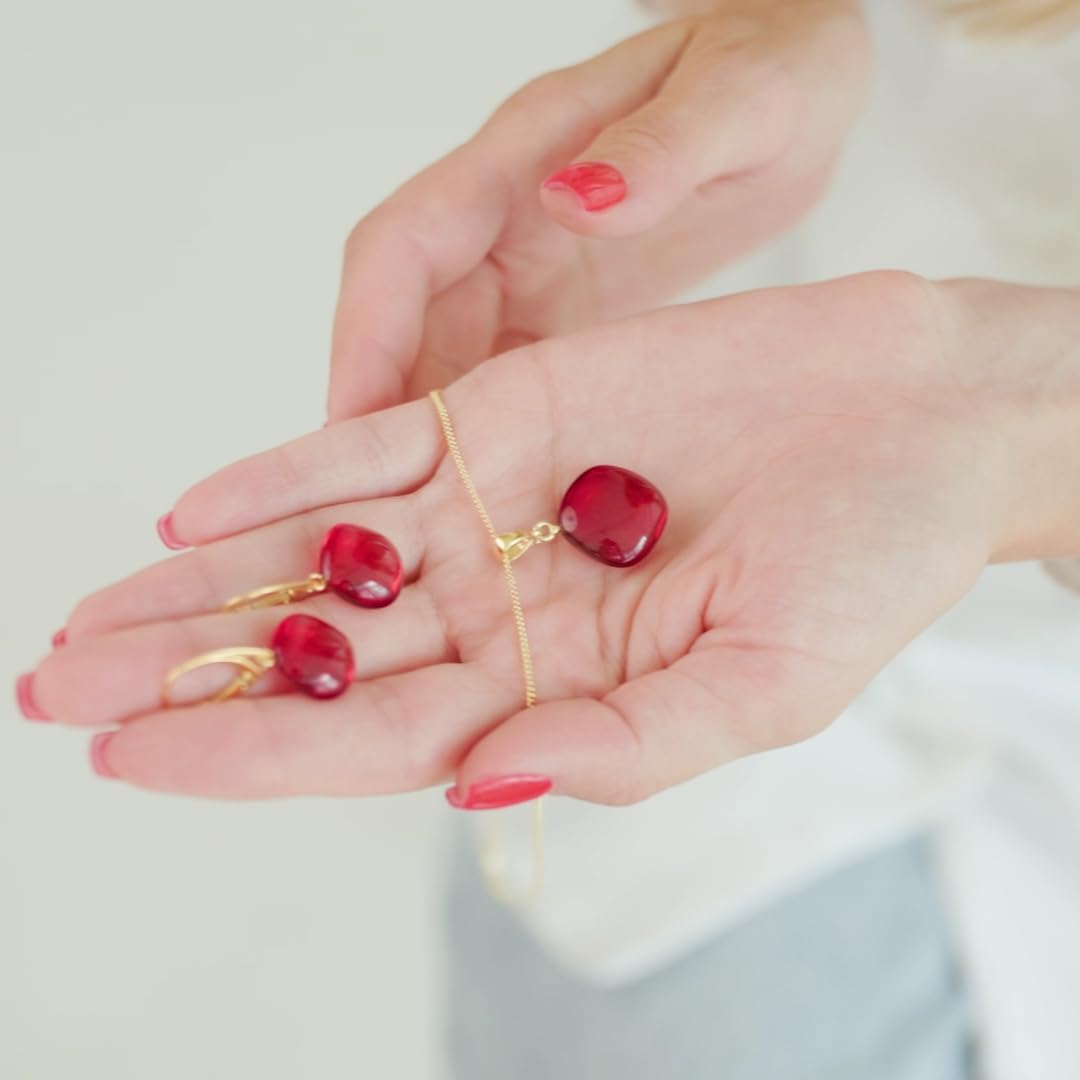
top-left (936, 278), bottom-right (1080, 563)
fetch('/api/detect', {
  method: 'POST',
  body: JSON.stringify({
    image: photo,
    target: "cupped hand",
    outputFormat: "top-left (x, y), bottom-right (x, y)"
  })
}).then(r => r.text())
top-left (329, 0), bottom-right (869, 418)
top-left (36, 272), bottom-right (1012, 805)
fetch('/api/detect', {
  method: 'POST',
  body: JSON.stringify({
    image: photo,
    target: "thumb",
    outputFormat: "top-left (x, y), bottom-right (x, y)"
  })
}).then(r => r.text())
top-left (444, 644), bottom-right (810, 809)
top-left (539, 45), bottom-right (788, 239)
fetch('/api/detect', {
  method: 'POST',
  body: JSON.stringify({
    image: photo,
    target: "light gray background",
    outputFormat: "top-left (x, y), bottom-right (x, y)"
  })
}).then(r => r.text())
top-left (0, 2), bottom-right (649, 1077)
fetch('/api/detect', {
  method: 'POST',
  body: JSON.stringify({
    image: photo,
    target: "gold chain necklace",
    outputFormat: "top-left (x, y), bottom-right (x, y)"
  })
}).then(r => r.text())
top-left (429, 389), bottom-right (551, 904)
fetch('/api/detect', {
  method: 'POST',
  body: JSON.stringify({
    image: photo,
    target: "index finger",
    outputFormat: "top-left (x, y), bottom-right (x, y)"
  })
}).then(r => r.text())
top-left (328, 146), bottom-right (511, 420)
top-left (168, 396), bottom-right (442, 546)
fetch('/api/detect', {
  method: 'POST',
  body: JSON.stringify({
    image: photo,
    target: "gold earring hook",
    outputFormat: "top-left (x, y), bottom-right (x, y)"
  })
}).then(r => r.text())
top-left (222, 573), bottom-right (327, 613)
top-left (162, 647), bottom-right (277, 707)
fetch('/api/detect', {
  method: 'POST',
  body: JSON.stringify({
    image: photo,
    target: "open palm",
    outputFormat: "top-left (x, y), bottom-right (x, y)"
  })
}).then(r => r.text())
top-left (39, 273), bottom-right (1001, 803)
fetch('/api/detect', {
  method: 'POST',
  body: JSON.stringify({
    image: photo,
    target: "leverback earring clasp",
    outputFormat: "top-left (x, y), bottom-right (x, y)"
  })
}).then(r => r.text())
top-left (222, 573), bottom-right (328, 613)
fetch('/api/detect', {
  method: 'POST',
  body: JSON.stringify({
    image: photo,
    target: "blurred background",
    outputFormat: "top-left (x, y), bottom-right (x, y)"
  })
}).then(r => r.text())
top-left (0, 1), bottom-right (649, 1076)
top-left (8, 1), bottom-right (1080, 1077)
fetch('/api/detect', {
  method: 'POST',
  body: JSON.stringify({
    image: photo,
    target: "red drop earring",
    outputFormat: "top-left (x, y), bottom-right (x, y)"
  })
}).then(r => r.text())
top-left (163, 613), bottom-right (355, 705)
top-left (223, 523), bottom-right (403, 612)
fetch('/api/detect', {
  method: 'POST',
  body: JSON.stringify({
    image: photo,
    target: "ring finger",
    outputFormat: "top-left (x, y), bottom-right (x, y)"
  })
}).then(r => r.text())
top-left (34, 583), bottom-right (452, 729)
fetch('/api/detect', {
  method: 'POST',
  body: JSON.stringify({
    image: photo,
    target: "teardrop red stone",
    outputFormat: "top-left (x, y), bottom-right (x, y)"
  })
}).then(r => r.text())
top-left (319, 524), bottom-right (403, 608)
top-left (558, 465), bottom-right (668, 567)
top-left (271, 614), bottom-right (355, 699)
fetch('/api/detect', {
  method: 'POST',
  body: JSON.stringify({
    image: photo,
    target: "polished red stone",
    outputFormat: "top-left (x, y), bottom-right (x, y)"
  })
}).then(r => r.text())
top-left (271, 614), bottom-right (355, 699)
top-left (319, 524), bottom-right (403, 608)
top-left (558, 465), bottom-right (668, 568)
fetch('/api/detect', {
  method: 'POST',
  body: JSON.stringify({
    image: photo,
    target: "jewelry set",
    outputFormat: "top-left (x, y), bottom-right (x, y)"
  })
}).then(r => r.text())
top-left (165, 390), bottom-right (669, 720)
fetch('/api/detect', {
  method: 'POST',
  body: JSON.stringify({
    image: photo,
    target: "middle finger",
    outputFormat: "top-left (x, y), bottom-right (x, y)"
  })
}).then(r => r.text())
top-left (36, 583), bottom-right (451, 728)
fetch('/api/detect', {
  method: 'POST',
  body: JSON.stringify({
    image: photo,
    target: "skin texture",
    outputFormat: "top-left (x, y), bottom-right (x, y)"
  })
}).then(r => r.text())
top-left (327, 0), bottom-right (870, 418)
top-left (33, 273), bottom-right (1080, 803)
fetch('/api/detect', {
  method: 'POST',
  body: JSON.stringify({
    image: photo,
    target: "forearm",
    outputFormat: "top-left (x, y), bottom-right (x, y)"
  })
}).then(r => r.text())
top-left (937, 278), bottom-right (1080, 563)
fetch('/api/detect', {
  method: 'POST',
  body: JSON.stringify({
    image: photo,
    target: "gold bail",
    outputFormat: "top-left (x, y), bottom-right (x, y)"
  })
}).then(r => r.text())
top-left (222, 573), bottom-right (327, 613)
top-left (494, 521), bottom-right (562, 562)
top-left (162, 647), bottom-right (277, 707)
top-left (494, 532), bottom-right (534, 561)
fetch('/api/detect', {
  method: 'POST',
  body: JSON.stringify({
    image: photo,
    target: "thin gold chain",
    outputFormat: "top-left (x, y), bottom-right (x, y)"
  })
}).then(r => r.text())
top-left (429, 388), bottom-right (537, 707)
top-left (429, 388), bottom-right (545, 903)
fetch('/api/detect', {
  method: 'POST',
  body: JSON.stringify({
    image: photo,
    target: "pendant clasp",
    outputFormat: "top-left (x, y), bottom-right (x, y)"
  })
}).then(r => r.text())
top-left (494, 521), bottom-right (562, 562)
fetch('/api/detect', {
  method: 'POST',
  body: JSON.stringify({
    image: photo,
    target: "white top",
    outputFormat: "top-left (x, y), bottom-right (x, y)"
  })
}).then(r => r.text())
top-left (480, 5), bottom-right (1080, 1078)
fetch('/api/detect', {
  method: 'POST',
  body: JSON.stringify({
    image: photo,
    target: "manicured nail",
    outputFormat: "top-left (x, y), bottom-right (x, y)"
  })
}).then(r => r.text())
top-left (89, 732), bottom-right (120, 780)
top-left (156, 511), bottom-right (188, 551)
top-left (15, 673), bottom-right (51, 723)
top-left (445, 774), bottom-right (552, 810)
top-left (542, 162), bottom-right (627, 212)
top-left (51, 628), bottom-right (67, 648)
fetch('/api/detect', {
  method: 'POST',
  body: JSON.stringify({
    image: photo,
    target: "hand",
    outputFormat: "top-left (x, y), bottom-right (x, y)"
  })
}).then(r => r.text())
top-left (329, 0), bottom-right (869, 417)
top-left (34, 271), bottom-right (1073, 805)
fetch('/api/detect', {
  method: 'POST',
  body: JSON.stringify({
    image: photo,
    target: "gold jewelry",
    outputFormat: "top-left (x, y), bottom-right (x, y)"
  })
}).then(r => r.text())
top-left (429, 388), bottom-right (546, 903)
top-left (223, 574), bottom-right (327, 612)
top-left (429, 390), bottom-right (669, 903)
top-left (161, 614), bottom-right (356, 707)
top-left (163, 646), bottom-right (277, 706)
top-left (222, 524), bottom-right (404, 613)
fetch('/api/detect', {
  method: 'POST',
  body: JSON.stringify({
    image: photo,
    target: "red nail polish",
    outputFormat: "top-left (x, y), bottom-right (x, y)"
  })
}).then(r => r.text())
top-left (51, 628), bottom-right (67, 648)
top-left (156, 512), bottom-right (188, 551)
top-left (15, 673), bottom-right (51, 723)
top-left (445, 774), bottom-right (552, 810)
top-left (542, 162), bottom-right (627, 212)
top-left (89, 732), bottom-right (119, 780)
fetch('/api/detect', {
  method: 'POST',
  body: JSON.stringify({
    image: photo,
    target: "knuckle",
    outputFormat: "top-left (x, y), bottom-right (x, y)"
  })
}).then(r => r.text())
top-left (343, 219), bottom-right (364, 257)
top-left (597, 697), bottom-right (653, 807)
top-left (740, 704), bottom-right (823, 755)
top-left (342, 208), bottom-right (390, 263)
top-left (356, 413), bottom-right (394, 484)
top-left (600, 775), bottom-right (654, 808)
top-left (492, 67), bottom-right (607, 139)
top-left (65, 591), bottom-right (108, 639)
top-left (600, 118), bottom-right (679, 169)
top-left (503, 67), bottom-right (574, 114)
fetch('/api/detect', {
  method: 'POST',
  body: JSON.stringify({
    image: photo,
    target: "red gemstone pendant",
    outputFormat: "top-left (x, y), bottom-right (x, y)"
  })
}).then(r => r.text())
top-left (271, 614), bottom-right (355, 699)
top-left (558, 465), bottom-right (667, 567)
top-left (319, 524), bottom-right (403, 608)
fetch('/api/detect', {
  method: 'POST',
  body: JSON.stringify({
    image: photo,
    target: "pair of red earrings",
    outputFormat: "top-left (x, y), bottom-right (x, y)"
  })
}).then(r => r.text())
top-left (165, 464), bottom-right (667, 707)
top-left (164, 523), bottom-right (403, 706)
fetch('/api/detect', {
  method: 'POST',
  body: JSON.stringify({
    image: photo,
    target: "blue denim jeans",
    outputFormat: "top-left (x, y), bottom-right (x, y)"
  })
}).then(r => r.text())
top-left (444, 835), bottom-right (972, 1080)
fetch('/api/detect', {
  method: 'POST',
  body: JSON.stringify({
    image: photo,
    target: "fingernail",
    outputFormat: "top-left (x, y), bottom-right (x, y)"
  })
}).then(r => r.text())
top-left (542, 162), bottom-right (627, 212)
top-left (15, 673), bottom-right (51, 723)
top-left (445, 774), bottom-right (552, 810)
top-left (89, 732), bottom-right (120, 780)
top-left (156, 511), bottom-right (188, 551)
top-left (51, 628), bottom-right (67, 649)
